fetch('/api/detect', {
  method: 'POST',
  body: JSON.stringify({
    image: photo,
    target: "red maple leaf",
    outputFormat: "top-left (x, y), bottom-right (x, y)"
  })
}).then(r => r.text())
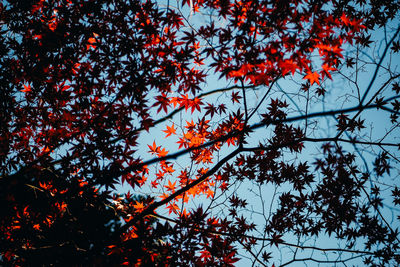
top-left (303, 71), bottom-right (320, 85)
top-left (321, 64), bottom-right (336, 80)
top-left (163, 124), bottom-right (176, 138)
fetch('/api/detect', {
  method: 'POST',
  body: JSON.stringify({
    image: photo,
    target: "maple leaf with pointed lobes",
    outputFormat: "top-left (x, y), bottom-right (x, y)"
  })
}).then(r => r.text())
top-left (133, 201), bottom-right (145, 213)
top-left (204, 103), bottom-right (217, 117)
top-left (392, 41), bottom-right (400, 53)
top-left (148, 141), bottom-right (159, 154)
top-left (170, 96), bottom-right (180, 108)
top-left (270, 233), bottom-right (284, 247)
top-left (231, 91), bottom-right (242, 103)
top-left (393, 83), bottom-right (400, 94)
top-left (21, 84), bottom-right (31, 93)
top-left (340, 12), bottom-right (351, 26)
top-left (161, 162), bottom-right (175, 174)
top-left (218, 103), bottom-right (227, 114)
top-left (185, 119), bottom-right (196, 130)
top-left (179, 94), bottom-right (191, 111)
top-left (153, 93), bottom-right (170, 113)
top-left (279, 59), bottom-right (298, 76)
top-left (163, 124), bottom-right (176, 138)
top-left (321, 64), bottom-right (336, 80)
top-left (316, 43), bottom-right (344, 58)
top-left (229, 63), bottom-right (253, 78)
top-left (350, 18), bottom-right (366, 32)
top-left (141, 116), bottom-right (154, 132)
top-left (262, 251), bottom-right (272, 263)
top-left (151, 180), bottom-right (159, 188)
top-left (5, 0), bottom-right (400, 265)
top-left (346, 57), bottom-right (355, 68)
top-left (189, 97), bottom-right (203, 113)
top-left (166, 202), bottom-right (179, 214)
top-left (157, 147), bottom-right (169, 158)
top-left (303, 71), bottom-right (320, 85)
top-left (205, 188), bottom-right (214, 198)
top-left (315, 87), bottom-right (326, 97)
top-left (176, 137), bottom-right (187, 149)
top-left (165, 180), bottom-right (177, 192)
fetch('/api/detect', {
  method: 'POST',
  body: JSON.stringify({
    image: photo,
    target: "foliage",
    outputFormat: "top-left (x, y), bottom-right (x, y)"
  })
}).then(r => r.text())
top-left (1, 0), bottom-right (400, 265)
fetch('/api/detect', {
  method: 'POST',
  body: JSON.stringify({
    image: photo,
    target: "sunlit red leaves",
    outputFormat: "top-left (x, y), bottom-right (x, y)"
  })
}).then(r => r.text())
top-left (199, 249), bottom-right (212, 262)
top-left (155, 167), bottom-right (215, 215)
top-left (163, 124), bottom-right (177, 138)
top-left (189, 97), bottom-right (203, 113)
top-left (133, 201), bottom-right (146, 213)
top-left (156, 94), bottom-right (203, 114)
top-left (122, 226), bottom-right (139, 241)
top-left (228, 63), bottom-right (254, 78)
top-left (21, 83), bottom-right (31, 93)
top-left (321, 64), bottom-right (336, 80)
top-left (176, 119), bottom-right (212, 150)
top-left (161, 162), bottom-right (175, 174)
top-left (193, 148), bottom-right (214, 164)
top-left (54, 201), bottom-right (67, 213)
top-left (303, 71), bottom-right (320, 86)
top-left (315, 42), bottom-right (344, 67)
top-left (31, 0), bottom-right (46, 13)
top-left (86, 33), bottom-right (99, 50)
top-left (147, 141), bottom-right (169, 158)
top-left (340, 12), bottom-right (366, 32)
top-left (165, 180), bottom-right (177, 193)
top-left (107, 244), bottom-right (123, 256)
top-left (39, 181), bottom-right (53, 190)
top-left (279, 59), bottom-right (298, 76)
top-left (166, 202), bottom-right (180, 214)
top-left (48, 17), bottom-right (58, 32)
top-left (177, 94), bottom-right (203, 113)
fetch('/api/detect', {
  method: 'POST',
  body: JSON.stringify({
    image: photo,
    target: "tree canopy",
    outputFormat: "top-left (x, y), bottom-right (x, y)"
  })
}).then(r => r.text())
top-left (1, 0), bottom-right (400, 265)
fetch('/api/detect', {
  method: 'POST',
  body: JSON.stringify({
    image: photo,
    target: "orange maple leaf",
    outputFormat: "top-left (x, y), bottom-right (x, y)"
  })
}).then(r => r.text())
top-left (179, 94), bottom-right (191, 111)
top-left (162, 163), bottom-right (175, 174)
top-left (148, 141), bottom-right (159, 154)
top-left (185, 119), bottom-right (196, 130)
top-left (165, 180), bottom-right (177, 192)
top-left (163, 124), bottom-right (176, 138)
top-left (189, 97), bottom-right (203, 113)
top-left (21, 84), bottom-right (31, 93)
top-left (279, 59), bottom-right (298, 76)
top-left (133, 201), bottom-right (145, 213)
top-left (303, 71), bottom-right (320, 85)
top-left (157, 147), bottom-right (169, 158)
top-left (205, 188), bottom-right (214, 198)
top-left (151, 180), bottom-right (159, 188)
top-left (321, 64), bottom-right (336, 80)
top-left (170, 96), bottom-right (180, 108)
top-left (166, 202), bottom-right (179, 214)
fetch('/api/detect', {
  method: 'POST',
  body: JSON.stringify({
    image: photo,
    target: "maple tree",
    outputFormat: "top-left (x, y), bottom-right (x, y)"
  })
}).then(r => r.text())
top-left (1, 0), bottom-right (400, 266)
